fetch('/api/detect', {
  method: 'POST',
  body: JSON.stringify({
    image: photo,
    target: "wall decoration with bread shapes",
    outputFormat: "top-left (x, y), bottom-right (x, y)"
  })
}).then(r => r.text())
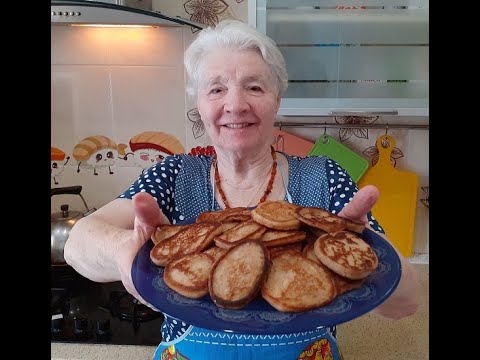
top-left (51, 147), bottom-right (70, 185)
top-left (72, 135), bottom-right (128, 176)
top-left (126, 131), bottom-right (185, 171)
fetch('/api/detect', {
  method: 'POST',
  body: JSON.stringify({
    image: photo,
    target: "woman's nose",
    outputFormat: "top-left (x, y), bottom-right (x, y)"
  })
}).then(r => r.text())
top-left (224, 88), bottom-right (249, 114)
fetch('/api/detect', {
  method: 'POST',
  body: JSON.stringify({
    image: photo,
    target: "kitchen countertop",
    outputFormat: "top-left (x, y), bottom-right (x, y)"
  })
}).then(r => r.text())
top-left (336, 263), bottom-right (429, 359)
top-left (51, 263), bottom-right (428, 360)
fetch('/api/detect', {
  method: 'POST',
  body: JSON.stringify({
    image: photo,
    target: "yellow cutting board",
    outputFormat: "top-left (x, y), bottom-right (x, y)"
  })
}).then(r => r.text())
top-left (357, 134), bottom-right (418, 257)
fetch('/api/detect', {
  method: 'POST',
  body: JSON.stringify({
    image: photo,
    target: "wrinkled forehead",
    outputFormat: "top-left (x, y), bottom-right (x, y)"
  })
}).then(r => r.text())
top-left (198, 47), bottom-right (278, 89)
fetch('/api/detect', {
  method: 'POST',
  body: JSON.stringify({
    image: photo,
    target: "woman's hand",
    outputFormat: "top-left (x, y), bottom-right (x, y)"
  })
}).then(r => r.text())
top-left (337, 184), bottom-right (379, 223)
top-left (339, 184), bottom-right (421, 319)
top-left (115, 192), bottom-right (169, 309)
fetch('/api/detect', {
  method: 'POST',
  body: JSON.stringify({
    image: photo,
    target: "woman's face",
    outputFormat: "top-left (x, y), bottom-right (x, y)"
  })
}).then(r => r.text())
top-left (197, 48), bottom-right (281, 154)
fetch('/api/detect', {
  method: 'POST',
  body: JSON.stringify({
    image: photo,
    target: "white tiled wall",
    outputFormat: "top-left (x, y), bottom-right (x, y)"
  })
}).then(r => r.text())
top-left (51, 25), bottom-right (190, 212)
top-left (51, 24), bottom-right (429, 258)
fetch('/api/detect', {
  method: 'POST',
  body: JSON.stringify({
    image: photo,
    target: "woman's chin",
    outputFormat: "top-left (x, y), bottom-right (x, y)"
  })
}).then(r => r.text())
top-left (216, 141), bottom-right (264, 154)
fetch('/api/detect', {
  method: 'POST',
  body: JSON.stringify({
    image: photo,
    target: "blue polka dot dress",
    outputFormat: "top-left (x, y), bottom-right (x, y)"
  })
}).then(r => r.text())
top-left (119, 151), bottom-right (384, 360)
top-left (119, 152), bottom-right (384, 232)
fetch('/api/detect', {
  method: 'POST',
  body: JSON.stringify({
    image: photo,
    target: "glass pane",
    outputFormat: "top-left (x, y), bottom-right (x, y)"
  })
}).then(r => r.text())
top-left (258, 0), bottom-right (429, 110)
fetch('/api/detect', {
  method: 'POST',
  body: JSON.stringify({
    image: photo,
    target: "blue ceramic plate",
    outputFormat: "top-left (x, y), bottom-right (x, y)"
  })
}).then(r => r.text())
top-left (132, 220), bottom-right (401, 334)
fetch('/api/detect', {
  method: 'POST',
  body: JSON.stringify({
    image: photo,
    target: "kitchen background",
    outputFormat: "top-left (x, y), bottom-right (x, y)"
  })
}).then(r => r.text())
top-left (51, 0), bottom-right (428, 261)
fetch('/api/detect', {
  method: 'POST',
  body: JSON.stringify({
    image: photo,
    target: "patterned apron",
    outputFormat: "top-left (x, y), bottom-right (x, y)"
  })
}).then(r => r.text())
top-left (152, 314), bottom-right (343, 360)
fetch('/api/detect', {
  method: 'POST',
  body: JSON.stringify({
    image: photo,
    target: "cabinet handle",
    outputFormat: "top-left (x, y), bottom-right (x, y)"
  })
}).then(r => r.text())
top-left (329, 110), bottom-right (399, 116)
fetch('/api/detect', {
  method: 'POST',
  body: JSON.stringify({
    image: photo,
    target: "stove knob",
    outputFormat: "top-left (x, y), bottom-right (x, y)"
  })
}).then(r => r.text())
top-left (95, 319), bottom-right (111, 342)
top-left (96, 319), bottom-right (110, 333)
top-left (73, 317), bottom-right (89, 337)
top-left (51, 317), bottom-right (65, 335)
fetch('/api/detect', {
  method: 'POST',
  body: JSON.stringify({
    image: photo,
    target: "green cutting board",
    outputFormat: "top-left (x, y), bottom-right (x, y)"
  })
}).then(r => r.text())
top-left (308, 134), bottom-right (369, 182)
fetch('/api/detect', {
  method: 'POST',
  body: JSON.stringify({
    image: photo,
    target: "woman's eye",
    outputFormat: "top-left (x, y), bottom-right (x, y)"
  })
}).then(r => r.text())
top-left (249, 86), bottom-right (262, 92)
top-left (210, 88), bottom-right (222, 94)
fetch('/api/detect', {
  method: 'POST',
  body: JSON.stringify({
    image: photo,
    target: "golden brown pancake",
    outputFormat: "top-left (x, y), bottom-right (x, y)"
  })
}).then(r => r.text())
top-left (209, 240), bottom-right (270, 309)
top-left (163, 253), bottom-right (215, 299)
top-left (314, 231), bottom-right (378, 280)
top-left (261, 250), bottom-right (336, 312)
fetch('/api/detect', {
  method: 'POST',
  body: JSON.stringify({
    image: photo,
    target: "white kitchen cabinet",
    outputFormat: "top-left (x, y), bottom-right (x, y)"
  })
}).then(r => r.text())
top-left (249, 0), bottom-right (429, 116)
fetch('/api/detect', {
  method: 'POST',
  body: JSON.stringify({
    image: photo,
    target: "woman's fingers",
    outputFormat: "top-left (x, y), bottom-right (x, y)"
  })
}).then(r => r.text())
top-left (338, 185), bottom-right (379, 223)
top-left (122, 279), bottom-right (160, 312)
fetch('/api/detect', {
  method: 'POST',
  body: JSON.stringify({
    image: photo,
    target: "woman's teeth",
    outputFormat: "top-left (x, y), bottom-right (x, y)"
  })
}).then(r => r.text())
top-left (224, 123), bottom-right (251, 129)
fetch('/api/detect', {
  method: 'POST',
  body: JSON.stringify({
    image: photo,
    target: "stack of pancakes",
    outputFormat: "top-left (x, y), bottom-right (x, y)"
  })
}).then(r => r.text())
top-left (150, 200), bottom-right (379, 313)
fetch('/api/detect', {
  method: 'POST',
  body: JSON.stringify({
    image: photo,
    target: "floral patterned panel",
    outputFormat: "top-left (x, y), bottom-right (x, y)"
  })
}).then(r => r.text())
top-left (152, 0), bottom-right (247, 32)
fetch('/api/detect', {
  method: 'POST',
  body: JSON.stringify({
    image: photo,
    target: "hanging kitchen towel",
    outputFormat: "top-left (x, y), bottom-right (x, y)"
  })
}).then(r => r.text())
top-left (272, 130), bottom-right (315, 157)
top-left (357, 134), bottom-right (418, 257)
top-left (308, 134), bottom-right (369, 182)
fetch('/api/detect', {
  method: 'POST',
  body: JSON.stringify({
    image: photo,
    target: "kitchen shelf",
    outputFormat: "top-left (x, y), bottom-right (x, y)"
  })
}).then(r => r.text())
top-left (278, 98), bottom-right (428, 117)
top-left (254, 0), bottom-right (429, 117)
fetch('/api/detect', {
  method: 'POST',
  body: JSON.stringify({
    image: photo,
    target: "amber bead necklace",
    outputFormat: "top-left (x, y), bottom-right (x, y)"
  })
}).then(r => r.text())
top-left (212, 146), bottom-right (277, 209)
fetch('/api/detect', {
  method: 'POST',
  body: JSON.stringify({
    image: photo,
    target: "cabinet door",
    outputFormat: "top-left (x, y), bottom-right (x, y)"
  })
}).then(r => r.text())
top-left (254, 0), bottom-right (429, 116)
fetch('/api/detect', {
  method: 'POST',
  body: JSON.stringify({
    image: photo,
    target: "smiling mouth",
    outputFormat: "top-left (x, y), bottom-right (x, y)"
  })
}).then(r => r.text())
top-left (223, 123), bottom-right (253, 129)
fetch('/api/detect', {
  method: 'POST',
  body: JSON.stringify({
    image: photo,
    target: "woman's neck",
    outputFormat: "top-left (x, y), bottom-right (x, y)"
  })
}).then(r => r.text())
top-left (211, 146), bottom-right (288, 208)
top-left (214, 147), bottom-right (273, 190)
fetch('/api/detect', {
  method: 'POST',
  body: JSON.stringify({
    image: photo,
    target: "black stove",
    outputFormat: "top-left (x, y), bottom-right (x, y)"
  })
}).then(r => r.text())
top-left (51, 266), bottom-right (164, 346)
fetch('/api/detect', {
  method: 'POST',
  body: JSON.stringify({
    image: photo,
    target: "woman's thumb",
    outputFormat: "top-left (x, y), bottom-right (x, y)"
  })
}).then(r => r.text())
top-left (132, 192), bottom-right (169, 244)
top-left (338, 185), bottom-right (379, 222)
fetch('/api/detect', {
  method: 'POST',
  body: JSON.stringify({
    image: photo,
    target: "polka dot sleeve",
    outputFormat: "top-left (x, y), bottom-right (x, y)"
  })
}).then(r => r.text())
top-left (118, 155), bottom-right (184, 224)
top-left (325, 158), bottom-right (385, 234)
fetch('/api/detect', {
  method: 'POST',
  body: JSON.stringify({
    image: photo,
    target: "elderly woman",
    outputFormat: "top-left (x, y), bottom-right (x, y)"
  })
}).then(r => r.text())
top-left (65, 20), bottom-right (420, 360)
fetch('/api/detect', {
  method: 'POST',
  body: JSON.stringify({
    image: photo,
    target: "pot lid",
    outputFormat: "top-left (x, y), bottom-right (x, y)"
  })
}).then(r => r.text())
top-left (52, 204), bottom-right (83, 221)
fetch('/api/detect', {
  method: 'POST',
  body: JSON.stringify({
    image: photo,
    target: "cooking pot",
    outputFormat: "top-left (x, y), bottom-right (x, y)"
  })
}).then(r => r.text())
top-left (51, 186), bottom-right (96, 265)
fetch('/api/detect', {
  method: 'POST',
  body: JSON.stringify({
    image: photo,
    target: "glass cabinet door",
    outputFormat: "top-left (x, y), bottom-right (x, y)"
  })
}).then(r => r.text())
top-left (254, 0), bottom-right (429, 116)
